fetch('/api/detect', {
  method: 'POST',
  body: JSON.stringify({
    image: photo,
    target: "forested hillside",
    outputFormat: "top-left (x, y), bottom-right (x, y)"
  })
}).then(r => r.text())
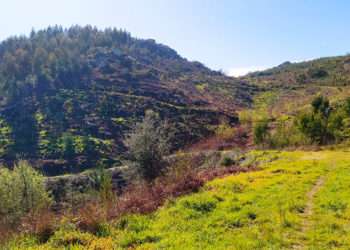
top-left (0, 26), bottom-right (256, 174)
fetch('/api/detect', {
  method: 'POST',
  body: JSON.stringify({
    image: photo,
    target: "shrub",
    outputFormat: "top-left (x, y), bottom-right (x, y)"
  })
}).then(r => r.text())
top-left (253, 119), bottom-right (270, 145)
top-left (49, 229), bottom-right (94, 248)
top-left (182, 196), bottom-right (217, 213)
top-left (308, 68), bottom-right (328, 79)
top-left (124, 110), bottom-right (172, 182)
top-left (0, 160), bottom-right (51, 226)
top-left (215, 123), bottom-right (236, 140)
top-left (221, 157), bottom-right (235, 167)
top-left (268, 120), bottom-right (308, 148)
top-left (58, 133), bottom-right (76, 160)
top-left (296, 96), bottom-right (333, 144)
top-left (89, 165), bottom-right (115, 205)
top-left (344, 97), bottom-right (350, 115)
top-left (76, 202), bottom-right (112, 235)
top-left (20, 208), bottom-right (57, 243)
top-left (311, 95), bottom-right (330, 117)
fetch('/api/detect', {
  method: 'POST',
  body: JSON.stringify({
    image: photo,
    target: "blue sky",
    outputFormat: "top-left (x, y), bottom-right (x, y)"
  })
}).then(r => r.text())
top-left (1, 0), bottom-right (350, 76)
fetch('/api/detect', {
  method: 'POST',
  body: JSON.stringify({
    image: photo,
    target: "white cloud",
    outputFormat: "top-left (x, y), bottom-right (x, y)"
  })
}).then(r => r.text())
top-left (226, 66), bottom-right (270, 77)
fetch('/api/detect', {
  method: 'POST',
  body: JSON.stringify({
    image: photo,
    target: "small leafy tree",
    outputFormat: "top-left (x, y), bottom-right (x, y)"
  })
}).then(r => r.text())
top-left (124, 110), bottom-right (171, 182)
top-left (253, 119), bottom-right (270, 146)
top-left (311, 95), bottom-right (331, 118)
top-left (90, 165), bottom-right (114, 203)
top-left (59, 133), bottom-right (75, 160)
top-left (0, 161), bottom-right (51, 226)
top-left (296, 96), bottom-right (333, 144)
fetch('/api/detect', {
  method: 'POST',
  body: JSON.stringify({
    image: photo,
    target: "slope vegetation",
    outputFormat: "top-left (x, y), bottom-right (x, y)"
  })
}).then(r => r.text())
top-left (243, 55), bottom-right (350, 118)
top-left (9, 149), bottom-right (350, 249)
top-left (0, 26), bottom-right (256, 174)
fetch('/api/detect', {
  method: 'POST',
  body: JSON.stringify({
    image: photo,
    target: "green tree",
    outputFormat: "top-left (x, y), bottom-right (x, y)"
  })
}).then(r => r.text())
top-left (90, 165), bottom-right (114, 204)
top-left (296, 96), bottom-right (332, 144)
top-left (311, 95), bottom-right (330, 118)
top-left (0, 118), bottom-right (13, 157)
top-left (0, 161), bottom-right (51, 226)
top-left (59, 133), bottom-right (76, 160)
top-left (124, 110), bottom-right (171, 182)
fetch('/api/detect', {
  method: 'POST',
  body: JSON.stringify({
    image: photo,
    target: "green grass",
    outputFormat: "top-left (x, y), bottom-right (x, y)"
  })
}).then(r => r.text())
top-left (7, 150), bottom-right (350, 249)
top-left (307, 155), bottom-right (350, 249)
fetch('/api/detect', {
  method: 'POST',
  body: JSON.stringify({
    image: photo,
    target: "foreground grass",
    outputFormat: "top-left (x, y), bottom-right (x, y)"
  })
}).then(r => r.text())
top-left (6, 150), bottom-right (350, 249)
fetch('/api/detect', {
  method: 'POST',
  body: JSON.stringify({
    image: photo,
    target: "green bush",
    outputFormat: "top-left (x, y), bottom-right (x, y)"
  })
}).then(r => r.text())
top-left (253, 120), bottom-right (270, 146)
top-left (296, 96), bottom-right (334, 144)
top-left (89, 165), bottom-right (114, 205)
top-left (124, 110), bottom-right (172, 182)
top-left (221, 157), bottom-right (235, 167)
top-left (0, 160), bottom-right (51, 226)
top-left (269, 121), bottom-right (308, 148)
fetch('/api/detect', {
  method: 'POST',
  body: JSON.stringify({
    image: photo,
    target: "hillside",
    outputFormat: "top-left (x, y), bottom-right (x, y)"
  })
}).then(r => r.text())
top-left (246, 55), bottom-right (350, 89)
top-left (8, 149), bottom-right (350, 249)
top-left (4, 26), bottom-right (350, 250)
top-left (0, 26), bottom-right (256, 174)
top-left (238, 55), bottom-right (350, 120)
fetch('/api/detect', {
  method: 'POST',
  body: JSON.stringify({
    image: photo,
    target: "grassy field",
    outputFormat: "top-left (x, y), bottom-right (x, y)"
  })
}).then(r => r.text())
top-left (7, 149), bottom-right (350, 249)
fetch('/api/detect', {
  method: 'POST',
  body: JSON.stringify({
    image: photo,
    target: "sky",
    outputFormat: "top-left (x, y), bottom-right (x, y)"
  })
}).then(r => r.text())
top-left (1, 0), bottom-right (350, 76)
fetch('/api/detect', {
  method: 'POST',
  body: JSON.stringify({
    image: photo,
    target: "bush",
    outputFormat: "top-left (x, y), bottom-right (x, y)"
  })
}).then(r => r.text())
top-left (253, 120), bottom-right (270, 146)
top-left (268, 120), bottom-right (308, 148)
top-left (308, 68), bottom-right (328, 79)
top-left (215, 123), bottom-right (236, 140)
top-left (0, 161), bottom-right (51, 226)
top-left (221, 157), bottom-right (235, 167)
top-left (124, 110), bottom-right (171, 182)
top-left (89, 165), bottom-right (114, 204)
top-left (311, 95), bottom-right (330, 117)
top-left (296, 96), bottom-right (333, 144)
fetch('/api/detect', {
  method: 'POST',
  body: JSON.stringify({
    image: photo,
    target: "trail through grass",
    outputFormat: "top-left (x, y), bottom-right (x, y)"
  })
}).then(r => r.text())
top-left (302, 176), bottom-right (326, 231)
top-left (6, 150), bottom-right (350, 250)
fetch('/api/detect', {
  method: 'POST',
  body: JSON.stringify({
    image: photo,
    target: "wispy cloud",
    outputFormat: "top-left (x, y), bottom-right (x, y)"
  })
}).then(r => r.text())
top-left (226, 66), bottom-right (270, 77)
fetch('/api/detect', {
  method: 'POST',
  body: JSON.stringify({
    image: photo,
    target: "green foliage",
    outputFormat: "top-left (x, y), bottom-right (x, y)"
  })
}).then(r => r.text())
top-left (89, 165), bottom-right (114, 204)
top-left (296, 112), bottom-right (329, 144)
top-left (0, 118), bottom-right (13, 157)
top-left (311, 95), bottom-right (330, 117)
top-left (308, 67), bottom-right (329, 79)
top-left (0, 161), bottom-right (51, 226)
top-left (124, 110), bottom-right (171, 181)
top-left (58, 133), bottom-right (75, 160)
top-left (215, 123), bottom-right (236, 139)
top-left (253, 119), bottom-right (270, 145)
top-left (268, 120), bottom-right (308, 148)
top-left (221, 157), bottom-right (235, 167)
top-left (295, 96), bottom-right (345, 144)
top-left (195, 83), bottom-right (208, 92)
top-left (251, 95), bottom-right (350, 148)
top-left (344, 97), bottom-right (350, 115)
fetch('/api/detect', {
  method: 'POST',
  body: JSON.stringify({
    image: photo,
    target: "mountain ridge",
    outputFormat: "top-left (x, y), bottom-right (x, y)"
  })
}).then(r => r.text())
top-left (0, 26), bottom-right (256, 174)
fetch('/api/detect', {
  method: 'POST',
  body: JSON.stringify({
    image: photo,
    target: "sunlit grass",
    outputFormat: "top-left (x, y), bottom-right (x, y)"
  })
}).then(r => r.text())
top-left (7, 150), bottom-right (350, 249)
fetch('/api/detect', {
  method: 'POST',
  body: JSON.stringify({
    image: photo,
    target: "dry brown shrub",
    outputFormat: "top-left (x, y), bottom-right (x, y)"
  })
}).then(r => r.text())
top-left (20, 208), bottom-right (57, 243)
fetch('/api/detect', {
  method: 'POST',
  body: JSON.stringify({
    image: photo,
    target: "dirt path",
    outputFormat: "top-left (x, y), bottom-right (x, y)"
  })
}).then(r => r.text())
top-left (292, 174), bottom-right (327, 250)
top-left (301, 176), bottom-right (325, 232)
